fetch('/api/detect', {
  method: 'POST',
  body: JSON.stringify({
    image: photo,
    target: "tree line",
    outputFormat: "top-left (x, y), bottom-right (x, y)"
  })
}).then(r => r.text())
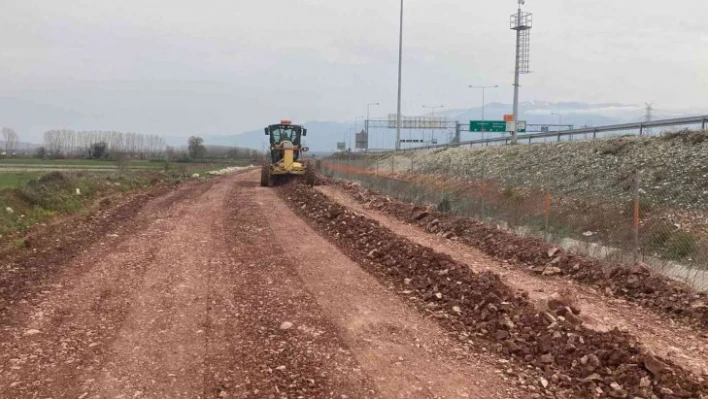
top-left (42, 130), bottom-right (167, 159)
top-left (1, 127), bottom-right (262, 161)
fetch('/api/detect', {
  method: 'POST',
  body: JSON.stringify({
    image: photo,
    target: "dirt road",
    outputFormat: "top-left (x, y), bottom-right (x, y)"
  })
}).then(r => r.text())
top-left (0, 172), bottom-right (527, 398)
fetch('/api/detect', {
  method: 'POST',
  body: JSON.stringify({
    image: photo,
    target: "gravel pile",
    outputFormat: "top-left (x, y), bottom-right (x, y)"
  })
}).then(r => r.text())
top-left (398, 131), bottom-right (708, 210)
top-left (337, 180), bottom-right (708, 329)
top-left (280, 183), bottom-right (708, 399)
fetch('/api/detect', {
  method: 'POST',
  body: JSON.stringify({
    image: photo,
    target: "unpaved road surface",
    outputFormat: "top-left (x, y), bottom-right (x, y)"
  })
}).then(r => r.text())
top-left (0, 172), bottom-right (527, 398)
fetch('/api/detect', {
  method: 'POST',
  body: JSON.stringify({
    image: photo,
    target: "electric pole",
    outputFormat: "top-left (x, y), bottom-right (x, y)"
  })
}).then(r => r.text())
top-left (643, 102), bottom-right (654, 136)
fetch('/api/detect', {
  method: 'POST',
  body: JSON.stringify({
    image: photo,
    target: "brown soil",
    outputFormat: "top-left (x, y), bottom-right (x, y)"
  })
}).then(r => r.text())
top-left (279, 183), bottom-right (708, 398)
top-left (332, 180), bottom-right (708, 330)
top-left (259, 180), bottom-right (524, 398)
top-left (0, 171), bottom-right (530, 398)
top-left (316, 184), bottom-right (708, 377)
top-left (3, 166), bottom-right (706, 398)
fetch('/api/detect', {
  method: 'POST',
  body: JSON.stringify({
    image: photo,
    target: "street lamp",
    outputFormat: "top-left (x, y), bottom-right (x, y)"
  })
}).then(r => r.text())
top-left (468, 85), bottom-right (499, 138)
top-left (395, 0), bottom-right (404, 151)
top-left (366, 103), bottom-right (379, 151)
top-left (423, 104), bottom-right (444, 144)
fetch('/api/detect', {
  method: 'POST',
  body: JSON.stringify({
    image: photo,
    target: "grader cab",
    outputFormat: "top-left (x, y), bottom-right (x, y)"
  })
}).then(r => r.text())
top-left (260, 120), bottom-right (315, 186)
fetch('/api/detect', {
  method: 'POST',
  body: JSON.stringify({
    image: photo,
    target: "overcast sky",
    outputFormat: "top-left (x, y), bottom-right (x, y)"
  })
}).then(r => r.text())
top-left (1, 0), bottom-right (707, 141)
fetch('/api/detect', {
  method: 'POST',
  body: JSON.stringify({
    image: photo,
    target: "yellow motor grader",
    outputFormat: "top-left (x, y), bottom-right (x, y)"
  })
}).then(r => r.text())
top-left (260, 120), bottom-right (315, 186)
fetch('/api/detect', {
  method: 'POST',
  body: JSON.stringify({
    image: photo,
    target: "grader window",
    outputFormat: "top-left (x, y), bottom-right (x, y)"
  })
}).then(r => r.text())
top-left (269, 126), bottom-right (301, 145)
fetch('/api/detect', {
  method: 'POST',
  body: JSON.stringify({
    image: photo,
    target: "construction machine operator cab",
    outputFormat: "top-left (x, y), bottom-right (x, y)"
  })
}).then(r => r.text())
top-left (264, 120), bottom-right (308, 164)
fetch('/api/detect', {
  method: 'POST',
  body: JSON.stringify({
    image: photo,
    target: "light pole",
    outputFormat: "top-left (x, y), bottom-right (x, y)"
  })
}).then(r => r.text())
top-left (366, 103), bottom-right (379, 152)
top-left (395, 0), bottom-right (404, 151)
top-left (469, 85), bottom-right (499, 139)
top-left (423, 105), bottom-right (444, 144)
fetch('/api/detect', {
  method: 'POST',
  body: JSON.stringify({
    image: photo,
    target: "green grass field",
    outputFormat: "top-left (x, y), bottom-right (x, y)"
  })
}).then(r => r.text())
top-left (0, 173), bottom-right (43, 190)
top-left (0, 158), bottom-right (162, 169)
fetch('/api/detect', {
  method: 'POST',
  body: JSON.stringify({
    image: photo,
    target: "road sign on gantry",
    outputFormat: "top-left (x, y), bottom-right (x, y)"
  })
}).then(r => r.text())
top-left (470, 121), bottom-right (506, 132)
top-left (355, 130), bottom-right (368, 150)
top-left (506, 121), bottom-right (527, 133)
top-left (336, 142), bottom-right (346, 150)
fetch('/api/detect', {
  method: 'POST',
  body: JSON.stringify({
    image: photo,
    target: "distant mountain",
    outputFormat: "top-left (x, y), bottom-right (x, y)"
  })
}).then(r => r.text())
top-left (89, 101), bottom-right (708, 151)
top-left (185, 102), bottom-right (656, 151)
top-left (181, 121), bottom-right (357, 153)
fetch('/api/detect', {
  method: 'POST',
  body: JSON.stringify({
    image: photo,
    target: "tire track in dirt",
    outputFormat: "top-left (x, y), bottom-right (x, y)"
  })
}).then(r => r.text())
top-left (259, 183), bottom-right (526, 398)
top-left (211, 177), bottom-right (378, 398)
top-left (86, 180), bottom-right (228, 398)
top-left (316, 185), bottom-right (708, 377)
top-left (0, 179), bottom-right (215, 398)
top-left (0, 172), bottom-right (378, 398)
top-left (0, 178), bottom-right (212, 326)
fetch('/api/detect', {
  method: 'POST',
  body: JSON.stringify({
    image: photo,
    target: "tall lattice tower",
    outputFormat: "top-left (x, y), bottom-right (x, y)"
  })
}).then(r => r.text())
top-left (643, 102), bottom-right (654, 135)
top-left (510, 0), bottom-right (533, 144)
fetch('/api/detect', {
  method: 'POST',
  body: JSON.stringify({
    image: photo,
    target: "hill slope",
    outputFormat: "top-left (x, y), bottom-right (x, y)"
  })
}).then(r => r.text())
top-left (397, 131), bottom-right (708, 210)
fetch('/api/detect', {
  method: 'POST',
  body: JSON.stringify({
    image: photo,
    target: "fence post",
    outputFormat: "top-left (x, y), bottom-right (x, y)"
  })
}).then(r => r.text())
top-left (544, 193), bottom-right (551, 234)
top-left (557, 132), bottom-right (561, 142)
top-left (593, 129), bottom-right (597, 140)
top-left (639, 124), bottom-right (644, 137)
top-left (703, 118), bottom-right (707, 131)
top-left (633, 172), bottom-right (641, 262)
top-left (481, 180), bottom-right (486, 221)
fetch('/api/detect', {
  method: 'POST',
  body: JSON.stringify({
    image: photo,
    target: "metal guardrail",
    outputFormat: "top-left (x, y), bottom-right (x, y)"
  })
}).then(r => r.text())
top-left (396, 115), bottom-right (708, 152)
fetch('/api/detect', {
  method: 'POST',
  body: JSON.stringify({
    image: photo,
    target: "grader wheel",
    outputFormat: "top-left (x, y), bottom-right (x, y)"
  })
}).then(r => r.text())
top-left (260, 164), bottom-right (272, 187)
top-left (304, 160), bottom-right (316, 187)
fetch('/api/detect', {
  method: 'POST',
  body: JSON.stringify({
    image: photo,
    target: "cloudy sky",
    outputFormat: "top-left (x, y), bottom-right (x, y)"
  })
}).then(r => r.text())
top-left (1, 0), bottom-right (707, 142)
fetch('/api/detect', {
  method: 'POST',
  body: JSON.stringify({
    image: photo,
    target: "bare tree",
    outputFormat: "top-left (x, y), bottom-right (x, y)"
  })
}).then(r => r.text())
top-left (42, 129), bottom-right (167, 159)
top-left (2, 127), bottom-right (19, 156)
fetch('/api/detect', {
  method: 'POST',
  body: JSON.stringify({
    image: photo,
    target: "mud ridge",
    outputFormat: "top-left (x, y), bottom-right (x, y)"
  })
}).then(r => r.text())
top-left (334, 180), bottom-right (708, 330)
top-left (279, 183), bottom-right (708, 399)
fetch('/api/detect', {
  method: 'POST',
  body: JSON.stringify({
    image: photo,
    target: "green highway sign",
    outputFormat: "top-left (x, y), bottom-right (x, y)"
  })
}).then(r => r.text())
top-left (469, 120), bottom-right (507, 132)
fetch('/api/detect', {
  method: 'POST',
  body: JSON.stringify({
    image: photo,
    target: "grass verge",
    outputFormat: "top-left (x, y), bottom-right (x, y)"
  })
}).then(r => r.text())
top-left (0, 170), bottom-right (186, 240)
top-left (0, 173), bottom-right (43, 190)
